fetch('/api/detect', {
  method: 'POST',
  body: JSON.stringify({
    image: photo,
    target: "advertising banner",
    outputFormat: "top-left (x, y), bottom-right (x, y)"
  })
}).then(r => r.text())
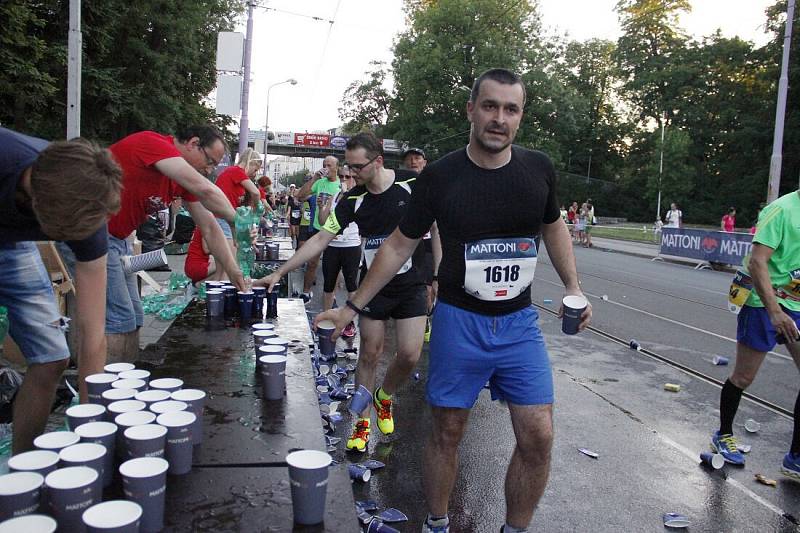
top-left (294, 133), bottom-right (330, 147)
top-left (659, 227), bottom-right (753, 265)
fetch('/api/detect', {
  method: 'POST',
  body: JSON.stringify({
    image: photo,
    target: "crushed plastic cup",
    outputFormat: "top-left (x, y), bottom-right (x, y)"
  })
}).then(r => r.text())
top-left (744, 418), bottom-right (760, 433)
top-left (348, 463), bottom-right (371, 482)
top-left (348, 385), bottom-right (372, 416)
top-left (663, 513), bottom-right (689, 528)
top-left (712, 356), bottom-right (729, 366)
top-left (699, 452), bottom-right (724, 470)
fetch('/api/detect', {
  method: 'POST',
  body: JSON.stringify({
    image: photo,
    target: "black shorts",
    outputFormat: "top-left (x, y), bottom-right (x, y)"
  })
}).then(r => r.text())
top-left (421, 251), bottom-right (434, 285)
top-left (361, 284), bottom-right (427, 321)
top-left (290, 217), bottom-right (301, 226)
top-left (322, 245), bottom-right (361, 293)
top-left (298, 225), bottom-right (312, 242)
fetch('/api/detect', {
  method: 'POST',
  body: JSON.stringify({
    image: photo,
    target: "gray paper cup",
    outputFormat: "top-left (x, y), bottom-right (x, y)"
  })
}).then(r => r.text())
top-left (257, 345), bottom-right (287, 369)
top-left (149, 400), bottom-right (188, 416)
top-left (74, 422), bottom-right (118, 488)
top-left (66, 404), bottom-right (107, 431)
top-left (58, 443), bottom-right (107, 495)
top-left (206, 290), bottom-right (224, 318)
top-left (85, 374), bottom-right (118, 404)
top-left (286, 450), bottom-right (332, 525)
top-left (45, 466), bottom-right (100, 532)
top-left (0, 515), bottom-right (57, 533)
top-left (561, 295), bottom-right (588, 335)
top-left (253, 330), bottom-right (277, 346)
top-left (103, 363), bottom-right (135, 375)
top-left (148, 378), bottom-right (183, 394)
top-left (100, 388), bottom-right (137, 408)
top-left (7, 451), bottom-right (60, 477)
top-left (251, 323), bottom-right (275, 332)
top-left (123, 424), bottom-right (167, 460)
top-left (82, 500), bottom-right (142, 533)
top-left (349, 385), bottom-right (372, 416)
top-left (316, 320), bottom-right (336, 356)
top-left (111, 379), bottom-right (147, 393)
top-left (107, 400), bottom-right (146, 418)
top-left (238, 291), bottom-right (255, 321)
top-left (170, 389), bottom-right (206, 446)
top-left (119, 457), bottom-right (168, 533)
top-left (0, 471), bottom-right (44, 520)
top-left (33, 431), bottom-right (80, 453)
top-left (258, 355), bottom-right (287, 400)
top-left (156, 411), bottom-right (196, 475)
top-left (114, 411), bottom-right (157, 459)
top-left (117, 369), bottom-right (151, 386)
top-left (134, 389), bottom-right (171, 407)
top-left (252, 287), bottom-right (266, 316)
top-left (263, 337), bottom-right (289, 350)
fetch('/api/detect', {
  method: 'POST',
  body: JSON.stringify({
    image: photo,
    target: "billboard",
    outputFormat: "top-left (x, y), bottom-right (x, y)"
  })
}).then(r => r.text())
top-left (659, 227), bottom-right (753, 265)
top-left (294, 133), bottom-right (330, 147)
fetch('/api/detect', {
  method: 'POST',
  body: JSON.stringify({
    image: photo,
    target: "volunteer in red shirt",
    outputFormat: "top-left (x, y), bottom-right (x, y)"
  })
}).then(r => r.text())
top-left (721, 207), bottom-right (736, 233)
top-left (185, 227), bottom-right (214, 283)
top-left (212, 148), bottom-right (264, 253)
top-left (105, 125), bottom-right (245, 359)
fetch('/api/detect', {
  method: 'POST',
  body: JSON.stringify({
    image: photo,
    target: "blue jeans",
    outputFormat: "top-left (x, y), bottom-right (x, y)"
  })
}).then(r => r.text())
top-left (0, 242), bottom-right (70, 364)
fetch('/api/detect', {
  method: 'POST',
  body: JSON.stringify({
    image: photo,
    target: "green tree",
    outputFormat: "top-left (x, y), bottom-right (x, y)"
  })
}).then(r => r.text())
top-left (338, 61), bottom-right (393, 135)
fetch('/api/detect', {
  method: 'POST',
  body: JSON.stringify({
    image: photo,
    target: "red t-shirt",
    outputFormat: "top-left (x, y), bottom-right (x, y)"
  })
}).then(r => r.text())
top-left (108, 131), bottom-right (197, 239)
top-left (259, 186), bottom-right (267, 200)
top-left (184, 228), bottom-right (210, 283)
top-left (215, 166), bottom-right (250, 209)
top-left (722, 214), bottom-right (735, 233)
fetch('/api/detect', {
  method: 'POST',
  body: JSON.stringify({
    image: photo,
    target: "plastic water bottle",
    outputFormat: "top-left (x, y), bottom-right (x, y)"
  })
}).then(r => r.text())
top-left (0, 306), bottom-right (9, 346)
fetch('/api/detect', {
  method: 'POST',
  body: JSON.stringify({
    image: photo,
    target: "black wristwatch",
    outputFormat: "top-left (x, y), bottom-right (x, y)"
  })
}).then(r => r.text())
top-left (346, 300), bottom-right (364, 315)
top-left (432, 275), bottom-right (438, 281)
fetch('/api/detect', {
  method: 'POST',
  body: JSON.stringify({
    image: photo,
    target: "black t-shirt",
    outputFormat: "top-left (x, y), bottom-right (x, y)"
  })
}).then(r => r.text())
top-left (0, 127), bottom-right (108, 262)
top-left (288, 196), bottom-right (302, 223)
top-left (399, 146), bottom-right (560, 315)
top-left (323, 169), bottom-right (423, 293)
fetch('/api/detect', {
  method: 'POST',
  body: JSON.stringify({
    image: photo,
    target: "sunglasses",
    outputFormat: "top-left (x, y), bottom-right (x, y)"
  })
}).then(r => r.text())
top-left (348, 154), bottom-right (379, 172)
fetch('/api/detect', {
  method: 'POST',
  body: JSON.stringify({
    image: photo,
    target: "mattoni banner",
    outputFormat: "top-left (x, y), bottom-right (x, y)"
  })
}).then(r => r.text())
top-left (659, 227), bottom-right (753, 265)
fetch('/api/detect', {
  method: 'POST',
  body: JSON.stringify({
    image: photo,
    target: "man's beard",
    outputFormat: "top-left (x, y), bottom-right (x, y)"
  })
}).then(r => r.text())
top-left (472, 124), bottom-right (515, 154)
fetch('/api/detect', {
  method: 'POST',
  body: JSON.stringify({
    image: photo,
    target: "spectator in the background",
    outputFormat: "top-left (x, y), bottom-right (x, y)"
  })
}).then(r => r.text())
top-left (585, 200), bottom-right (595, 248)
top-left (567, 201), bottom-right (577, 240)
top-left (665, 202), bottom-right (682, 228)
top-left (560, 204), bottom-right (568, 222)
top-left (722, 207), bottom-right (736, 233)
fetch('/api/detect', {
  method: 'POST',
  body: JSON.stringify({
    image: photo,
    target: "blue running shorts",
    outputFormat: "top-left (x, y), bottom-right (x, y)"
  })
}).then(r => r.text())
top-left (427, 301), bottom-right (554, 408)
top-left (737, 304), bottom-right (800, 352)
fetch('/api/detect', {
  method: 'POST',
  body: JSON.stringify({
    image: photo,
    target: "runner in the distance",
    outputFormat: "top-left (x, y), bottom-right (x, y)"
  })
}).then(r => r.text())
top-left (287, 184), bottom-right (302, 248)
top-left (255, 132), bottom-right (427, 453)
top-left (314, 68), bottom-right (591, 533)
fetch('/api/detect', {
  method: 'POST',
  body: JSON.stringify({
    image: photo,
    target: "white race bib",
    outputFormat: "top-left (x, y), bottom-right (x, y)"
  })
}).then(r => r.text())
top-left (364, 235), bottom-right (411, 275)
top-left (291, 209), bottom-right (301, 218)
top-left (463, 237), bottom-right (537, 301)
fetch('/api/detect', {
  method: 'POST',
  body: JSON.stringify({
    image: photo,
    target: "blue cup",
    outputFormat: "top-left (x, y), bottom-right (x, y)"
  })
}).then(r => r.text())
top-left (82, 500), bottom-right (142, 533)
top-left (348, 463), bottom-right (371, 482)
top-left (206, 290), bottom-right (224, 318)
top-left (0, 471), bottom-right (44, 521)
top-left (561, 295), bottom-right (588, 335)
top-left (348, 385), bottom-right (372, 416)
top-left (45, 466), bottom-right (100, 532)
top-left (119, 457), bottom-right (169, 533)
top-left (316, 319), bottom-right (336, 356)
top-left (700, 452), bottom-right (724, 470)
top-left (286, 450), bottom-right (332, 525)
top-left (253, 287), bottom-right (266, 317)
top-left (238, 291), bottom-right (255, 321)
top-left (75, 422), bottom-right (118, 488)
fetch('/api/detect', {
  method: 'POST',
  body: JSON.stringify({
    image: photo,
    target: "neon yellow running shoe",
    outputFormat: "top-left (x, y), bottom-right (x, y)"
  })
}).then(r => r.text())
top-left (424, 318), bottom-right (432, 343)
top-left (373, 387), bottom-right (394, 435)
top-left (346, 418), bottom-right (370, 452)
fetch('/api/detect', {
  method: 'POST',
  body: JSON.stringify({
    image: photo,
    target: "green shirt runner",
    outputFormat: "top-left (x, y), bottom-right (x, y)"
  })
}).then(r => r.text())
top-left (311, 177), bottom-right (341, 230)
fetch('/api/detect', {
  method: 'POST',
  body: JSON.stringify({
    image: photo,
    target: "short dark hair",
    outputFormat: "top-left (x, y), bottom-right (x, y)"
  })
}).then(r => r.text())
top-left (346, 132), bottom-right (383, 159)
top-left (176, 125), bottom-right (228, 152)
top-left (470, 68), bottom-right (526, 105)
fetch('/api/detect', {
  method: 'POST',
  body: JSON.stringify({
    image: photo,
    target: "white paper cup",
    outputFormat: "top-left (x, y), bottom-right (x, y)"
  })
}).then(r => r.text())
top-left (119, 457), bottom-right (169, 533)
top-left (134, 389), bottom-right (171, 406)
top-left (149, 400), bottom-right (188, 416)
top-left (0, 515), bottom-right (57, 533)
top-left (58, 443), bottom-right (107, 495)
top-left (45, 466), bottom-right (100, 532)
top-left (286, 450), bottom-right (332, 525)
top-left (111, 379), bottom-right (147, 393)
top-left (148, 378), bottom-right (183, 393)
top-left (561, 295), bottom-right (588, 335)
top-left (33, 431), bottom-right (80, 453)
top-left (123, 424), bottom-right (167, 460)
top-left (103, 363), bottom-right (135, 375)
top-left (85, 374), bottom-right (118, 404)
top-left (253, 330), bottom-right (278, 345)
top-left (66, 404), bottom-right (107, 431)
top-left (74, 422), bottom-right (118, 488)
top-left (251, 323), bottom-right (275, 332)
top-left (156, 411), bottom-right (197, 475)
top-left (0, 471), bottom-right (44, 521)
top-left (107, 400), bottom-right (146, 418)
top-left (117, 369), bottom-right (151, 385)
top-left (82, 500), bottom-right (143, 533)
top-left (100, 388), bottom-right (137, 407)
top-left (170, 389), bottom-right (206, 446)
top-left (258, 355), bottom-right (287, 400)
top-left (7, 451), bottom-right (60, 477)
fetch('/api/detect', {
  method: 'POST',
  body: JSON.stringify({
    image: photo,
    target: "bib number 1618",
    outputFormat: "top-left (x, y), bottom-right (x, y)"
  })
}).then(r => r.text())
top-left (483, 265), bottom-right (520, 283)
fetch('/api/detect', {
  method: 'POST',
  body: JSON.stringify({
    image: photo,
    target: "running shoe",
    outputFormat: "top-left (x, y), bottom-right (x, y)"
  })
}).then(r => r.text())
top-left (710, 431), bottom-right (745, 465)
top-left (422, 516), bottom-right (450, 533)
top-left (781, 452), bottom-right (800, 480)
top-left (346, 418), bottom-right (370, 452)
top-left (373, 387), bottom-right (394, 435)
top-left (342, 321), bottom-right (357, 339)
top-left (424, 318), bottom-right (432, 343)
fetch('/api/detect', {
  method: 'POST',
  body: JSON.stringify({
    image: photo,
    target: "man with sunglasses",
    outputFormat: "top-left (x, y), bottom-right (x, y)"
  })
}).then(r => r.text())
top-left (68, 125), bottom-right (247, 361)
top-left (256, 132), bottom-right (426, 452)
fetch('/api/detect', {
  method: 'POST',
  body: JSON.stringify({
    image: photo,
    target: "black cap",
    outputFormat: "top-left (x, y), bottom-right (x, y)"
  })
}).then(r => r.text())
top-left (402, 147), bottom-right (426, 159)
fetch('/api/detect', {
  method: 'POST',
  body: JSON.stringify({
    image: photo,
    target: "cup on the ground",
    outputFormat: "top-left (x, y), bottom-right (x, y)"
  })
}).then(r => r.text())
top-left (119, 457), bottom-right (169, 533)
top-left (45, 466), bottom-right (100, 532)
top-left (104, 363), bottom-right (135, 375)
top-left (286, 450), bottom-right (332, 525)
top-left (258, 355), bottom-right (287, 400)
top-left (0, 515), bottom-right (57, 533)
top-left (111, 379), bottom-right (147, 393)
top-left (316, 320), bottom-right (336, 356)
top-left (348, 385), bottom-right (372, 416)
top-left (85, 374), bottom-right (118, 404)
top-left (170, 389), bottom-right (206, 446)
top-left (0, 471), bottom-right (44, 521)
top-left (745, 418), bottom-right (760, 433)
top-left (712, 355), bottom-right (729, 366)
top-left (117, 369), bottom-right (151, 385)
top-left (134, 389), bottom-right (171, 407)
top-left (82, 500), bottom-right (142, 533)
top-left (7, 451), bottom-right (60, 477)
top-left (238, 291), bottom-right (255, 321)
top-left (66, 404), bottom-right (107, 431)
top-left (561, 295), bottom-right (588, 335)
top-left (107, 400), bottom-right (146, 419)
top-left (74, 422), bottom-right (117, 488)
top-left (124, 424), bottom-right (167, 460)
top-left (100, 388), bottom-right (137, 407)
top-left (700, 452), bottom-right (724, 470)
top-left (206, 290), bottom-right (224, 318)
top-left (58, 443), bottom-right (107, 495)
top-left (149, 400), bottom-right (188, 416)
top-left (148, 378), bottom-right (183, 394)
top-left (347, 463), bottom-right (371, 482)
top-left (155, 411), bottom-right (196, 475)
top-left (33, 431), bottom-right (80, 453)
top-left (253, 329), bottom-right (277, 346)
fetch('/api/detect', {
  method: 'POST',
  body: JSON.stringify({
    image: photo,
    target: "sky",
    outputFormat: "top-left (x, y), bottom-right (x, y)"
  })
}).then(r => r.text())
top-left (234, 0), bottom-right (777, 138)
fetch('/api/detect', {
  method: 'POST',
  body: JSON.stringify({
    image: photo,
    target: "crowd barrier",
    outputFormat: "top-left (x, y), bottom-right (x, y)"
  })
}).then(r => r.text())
top-left (658, 227), bottom-right (753, 268)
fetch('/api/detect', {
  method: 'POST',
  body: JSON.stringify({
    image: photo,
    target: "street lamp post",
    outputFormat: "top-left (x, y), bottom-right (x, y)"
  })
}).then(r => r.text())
top-left (586, 148), bottom-right (593, 178)
top-left (264, 78), bottom-right (298, 183)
